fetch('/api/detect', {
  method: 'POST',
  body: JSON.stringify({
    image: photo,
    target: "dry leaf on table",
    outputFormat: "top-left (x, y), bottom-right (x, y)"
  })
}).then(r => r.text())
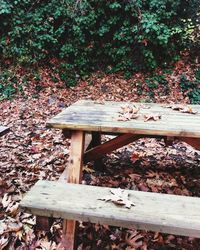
top-left (94, 99), bottom-right (105, 105)
top-left (164, 104), bottom-right (197, 114)
top-left (144, 113), bottom-right (161, 122)
top-left (180, 106), bottom-right (197, 114)
top-left (140, 104), bottom-right (151, 109)
top-left (118, 105), bottom-right (140, 121)
top-left (98, 188), bottom-right (135, 209)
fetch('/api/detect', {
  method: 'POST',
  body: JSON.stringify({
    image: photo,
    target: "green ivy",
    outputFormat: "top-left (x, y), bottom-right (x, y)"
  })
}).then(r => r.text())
top-left (0, 0), bottom-right (198, 85)
top-left (180, 68), bottom-right (200, 104)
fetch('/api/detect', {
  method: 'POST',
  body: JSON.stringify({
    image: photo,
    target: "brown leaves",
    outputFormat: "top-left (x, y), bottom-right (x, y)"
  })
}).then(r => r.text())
top-left (144, 113), bottom-right (161, 122)
top-left (118, 104), bottom-right (162, 122)
top-left (130, 152), bottom-right (140, 164)
top-left (165, 104), bottom-right (198, 114)
top-left (180, 106), bottom-right (198, 114)
top-left (125, 230), bottom-right (144, 249)
top-left (98, 188), bottom-right (135, 209)
top-left (118, 104), bottom-right (139, 121)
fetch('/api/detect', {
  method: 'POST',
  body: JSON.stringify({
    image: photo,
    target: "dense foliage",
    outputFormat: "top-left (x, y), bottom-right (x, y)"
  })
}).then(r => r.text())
top-left (0, 0), bottom-right (199, 84)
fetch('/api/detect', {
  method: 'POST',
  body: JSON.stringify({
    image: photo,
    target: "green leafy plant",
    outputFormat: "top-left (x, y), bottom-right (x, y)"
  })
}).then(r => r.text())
top-left (180, 69), bottom-right (200, 104)
top-left (0, 0), bottom-right (198, 86)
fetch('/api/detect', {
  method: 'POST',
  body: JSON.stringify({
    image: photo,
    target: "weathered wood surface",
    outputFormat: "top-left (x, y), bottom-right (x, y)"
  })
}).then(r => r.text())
top-left (21, 180), bottom-right (200, 238)
top-left (62, 130), bottom-right (85, 250)
top-left (0, 126), bottom-right (9, 137)
top-left (46, 100), bottom-right (200, 138)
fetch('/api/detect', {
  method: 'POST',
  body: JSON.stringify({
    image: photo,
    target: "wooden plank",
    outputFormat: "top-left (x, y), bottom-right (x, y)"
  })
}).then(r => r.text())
top-left (90, 132), bottom-right (104, 171)
top-left (84, 133), bottom-right (142, 162)
top-left (60, 133), bottom-right (91, 182)
top-left (62, 130), bottom-right (85, 250)
top-left (0, 126), bottom-right (9, 137)
top-left (21, 180), bottom-right (200, 238)
top-left (66, 131), bottom-right (85, 183)
top-left (46, 100), bottom-right (200, 138)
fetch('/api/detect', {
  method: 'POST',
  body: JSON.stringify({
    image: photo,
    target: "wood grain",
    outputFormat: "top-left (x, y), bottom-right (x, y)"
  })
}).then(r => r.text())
top-left (46, 100), bottom-right (200, 138)
top-left (21, 180), bottom-right (200, 238)
top-left (63, 130), bottom-right (85, 250)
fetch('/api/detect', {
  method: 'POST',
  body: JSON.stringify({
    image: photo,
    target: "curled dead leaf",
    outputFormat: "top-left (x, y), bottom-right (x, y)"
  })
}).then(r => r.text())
top-left (6, 201), bottom-right (19, 216)
top-left (164, 104), bottom-right (197, 114)
top-left (0, 233), bottom-right (9, 249)
top-left (180, 106), bottom-right (197, 114)
top-left (125, 230), bottom-right (143, 248)
top-left (140, 104), bottom-right (151, 109)
top-left (144, 113), bottom-right (161, 122)
top-left (98, 188), bottom-right (135, 209)
top-left (2, 193), bottom-right (12, 208)
top-left (94, 99), bottom-right (105, 105)
top-left (118, 105), bottom-right (140, 121)
top-left (130, 152), bottom-right (140, 164)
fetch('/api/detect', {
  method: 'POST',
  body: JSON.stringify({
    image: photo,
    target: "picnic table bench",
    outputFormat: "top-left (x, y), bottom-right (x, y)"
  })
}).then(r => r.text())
top-left (20, 100), bottom-right (200, 250)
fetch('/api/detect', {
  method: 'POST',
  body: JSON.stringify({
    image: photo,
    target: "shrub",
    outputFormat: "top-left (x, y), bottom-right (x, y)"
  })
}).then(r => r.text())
top-left (0, 0), bottom-right (198, 85)
top-left (180, 68), bottom-right (200, 104)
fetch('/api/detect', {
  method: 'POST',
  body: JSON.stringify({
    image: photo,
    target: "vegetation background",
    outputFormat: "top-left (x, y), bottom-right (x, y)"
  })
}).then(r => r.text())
top-left (0, 0), bottom-right (199, 101)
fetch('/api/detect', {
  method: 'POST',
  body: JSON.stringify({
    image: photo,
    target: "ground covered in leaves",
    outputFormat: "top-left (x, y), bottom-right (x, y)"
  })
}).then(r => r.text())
top-left (1, 60), bottom-right (200, 249)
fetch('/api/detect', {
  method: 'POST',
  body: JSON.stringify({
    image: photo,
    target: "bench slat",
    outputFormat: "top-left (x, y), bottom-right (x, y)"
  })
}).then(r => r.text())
top-left (20, 180), bottom-right (200, 237)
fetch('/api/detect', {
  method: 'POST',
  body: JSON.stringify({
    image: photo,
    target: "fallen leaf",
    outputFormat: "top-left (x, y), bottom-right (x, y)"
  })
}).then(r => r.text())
top-left (180, 106), bottom-right (197, 114)
top-left (144, 113), bottom-right (161, 122)
top-left (2, 193), bottom-right (12, 208)
top-left (125, 230), bottom-right (143, 248)
top-left (140, 104), bottom-right (151, 109)
top-left (130, 152), bottom-right (140, 164)
top-left (5, 221), bottom-right (23, 233)
top-left (0, 234), bottom-right (9, 249)
top-left (83, 165), bottom-right (95, 173)
top-left (164, 104), bottom-right (197, 114)
top-left (94, 99), bottom-right (105, 105)
top-left (118, 105), bottom-right (140, 121)
top-left (165, 104), bottom-right (185, 110)
top-left (98, 188), bottom-right (135, 209)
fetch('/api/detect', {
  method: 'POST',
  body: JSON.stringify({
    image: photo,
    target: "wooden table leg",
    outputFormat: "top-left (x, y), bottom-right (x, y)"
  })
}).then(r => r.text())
top-left (62, 130), bottom-right (85, 250)
top-left (91, 132), bottom-right (104, 171)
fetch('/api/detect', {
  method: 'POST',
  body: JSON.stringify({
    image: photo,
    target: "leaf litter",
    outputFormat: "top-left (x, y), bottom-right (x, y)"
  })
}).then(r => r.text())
top-left (0, 63), bottom-right (200, 249)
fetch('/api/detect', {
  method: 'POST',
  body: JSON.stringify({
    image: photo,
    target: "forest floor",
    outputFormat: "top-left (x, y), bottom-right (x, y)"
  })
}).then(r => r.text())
top-left (0, 60), bottom-right (200, 249)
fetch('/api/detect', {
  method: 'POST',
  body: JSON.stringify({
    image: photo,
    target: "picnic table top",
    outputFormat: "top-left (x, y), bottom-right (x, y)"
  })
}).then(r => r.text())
top-left (0, 126), bottom-right (9, 137)
top-left (46, 100), bottom-right (200, 138)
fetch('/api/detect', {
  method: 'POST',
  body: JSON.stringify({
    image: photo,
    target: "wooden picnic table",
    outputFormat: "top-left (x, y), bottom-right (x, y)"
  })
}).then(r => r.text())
top-left (46, 99), bottom-right (200, 249)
